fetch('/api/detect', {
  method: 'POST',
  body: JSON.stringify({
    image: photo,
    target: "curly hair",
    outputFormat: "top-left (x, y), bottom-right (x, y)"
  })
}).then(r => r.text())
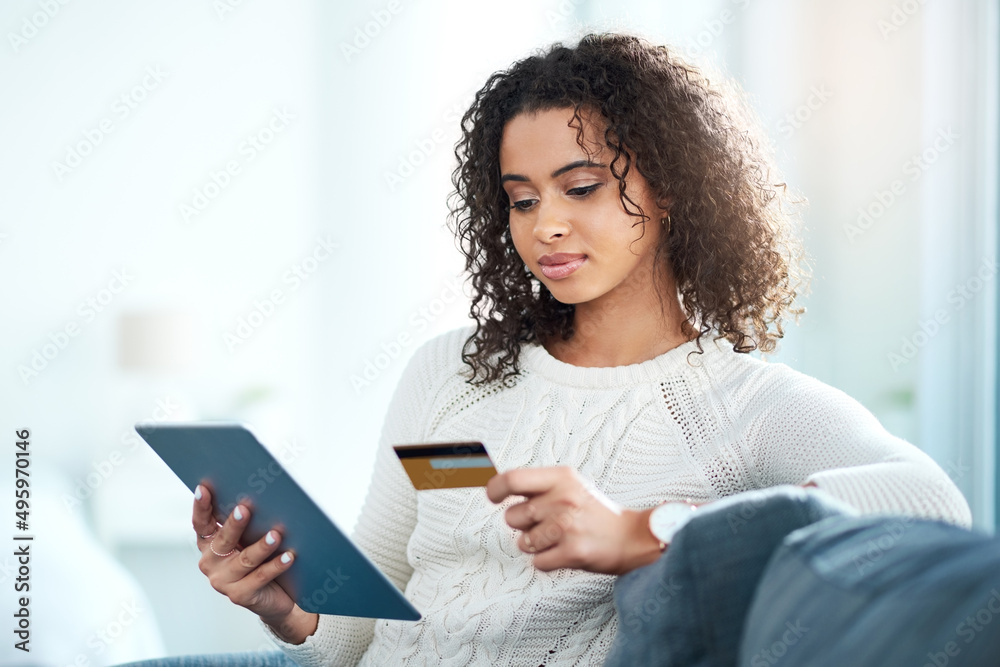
top-left (446, 31), bottom-right (809, 387)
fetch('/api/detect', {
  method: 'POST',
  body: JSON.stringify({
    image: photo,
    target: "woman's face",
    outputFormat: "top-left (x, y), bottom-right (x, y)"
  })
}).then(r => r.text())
top-left (499, 107), bottom-right (668, 308)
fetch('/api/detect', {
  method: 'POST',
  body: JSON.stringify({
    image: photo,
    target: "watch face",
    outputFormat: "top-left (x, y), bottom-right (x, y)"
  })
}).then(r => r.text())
top-left (649, 502), bottom-right (695, 545)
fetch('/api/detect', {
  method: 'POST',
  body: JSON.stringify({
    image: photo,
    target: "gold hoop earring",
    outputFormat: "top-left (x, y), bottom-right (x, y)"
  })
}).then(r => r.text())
top-left (661, 214), bottom-right (671, 235)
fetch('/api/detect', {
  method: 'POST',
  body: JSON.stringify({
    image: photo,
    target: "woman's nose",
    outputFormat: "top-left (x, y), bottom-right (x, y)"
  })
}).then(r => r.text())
top-left (532, 198), bottom-right (572, 242)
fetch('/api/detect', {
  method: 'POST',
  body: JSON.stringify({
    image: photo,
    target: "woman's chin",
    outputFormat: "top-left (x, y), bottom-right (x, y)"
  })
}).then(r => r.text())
top-left (543, 283), bottom-right (598, 306)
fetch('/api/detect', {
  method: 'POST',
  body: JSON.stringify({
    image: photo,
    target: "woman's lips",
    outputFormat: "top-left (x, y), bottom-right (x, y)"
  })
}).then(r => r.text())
top-left (540, 256), bottom-right (587, 279)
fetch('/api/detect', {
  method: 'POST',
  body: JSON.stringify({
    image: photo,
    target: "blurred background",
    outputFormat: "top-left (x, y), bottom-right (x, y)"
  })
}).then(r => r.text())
top-left (0, 0), bottom-right (996, 662)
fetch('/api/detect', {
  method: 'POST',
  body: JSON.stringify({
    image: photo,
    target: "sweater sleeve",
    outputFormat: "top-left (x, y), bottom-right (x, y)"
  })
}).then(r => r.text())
top-left (258, 334), bottom-right (448, 665)
top-left (747, 364), bottom-right (972, 528)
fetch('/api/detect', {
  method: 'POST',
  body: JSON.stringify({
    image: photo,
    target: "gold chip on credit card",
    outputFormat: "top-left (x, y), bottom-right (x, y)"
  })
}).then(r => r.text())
top-left (393, 441), bottom-right (498, 490)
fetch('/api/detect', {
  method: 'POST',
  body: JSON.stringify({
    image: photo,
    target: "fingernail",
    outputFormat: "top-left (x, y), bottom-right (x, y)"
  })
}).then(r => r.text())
top-left (194, 486), bottom-right (203, 500)
top-left (280, 552), bottom-right (292, 564)
top-left (234, 506), bottom-right (244, 521)
top-left (266, 531), bottom-right (276, 546)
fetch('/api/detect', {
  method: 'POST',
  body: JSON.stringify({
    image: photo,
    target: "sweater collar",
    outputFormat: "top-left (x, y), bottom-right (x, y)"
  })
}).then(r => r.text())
top-left (519, 335), bottom-right (727, 388)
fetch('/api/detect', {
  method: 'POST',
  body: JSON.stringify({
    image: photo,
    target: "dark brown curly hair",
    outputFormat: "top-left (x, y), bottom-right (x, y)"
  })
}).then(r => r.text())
top-left (446, 31), bottom-right (808, 387)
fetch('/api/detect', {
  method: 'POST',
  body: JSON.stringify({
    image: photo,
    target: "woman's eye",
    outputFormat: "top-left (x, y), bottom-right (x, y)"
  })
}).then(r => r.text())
top-left (568, 183), bottom-right (602, 197)
top-left (507, 184), bottom-right (602, 213)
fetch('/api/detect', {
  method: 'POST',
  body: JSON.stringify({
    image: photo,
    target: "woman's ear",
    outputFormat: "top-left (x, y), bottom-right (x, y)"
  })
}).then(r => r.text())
top-left (655, 195), bottom-right (673, 220)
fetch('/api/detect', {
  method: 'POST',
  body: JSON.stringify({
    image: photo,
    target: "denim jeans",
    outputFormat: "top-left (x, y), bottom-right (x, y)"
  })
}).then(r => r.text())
top-left (738, 513), bottom-right (1000, 666)
top-left (603, 485), bottom-right (855, 667)
top-left (116, 650), bottom-right (298, 666)
top-left (603, 485), bottom-right (1000, 667)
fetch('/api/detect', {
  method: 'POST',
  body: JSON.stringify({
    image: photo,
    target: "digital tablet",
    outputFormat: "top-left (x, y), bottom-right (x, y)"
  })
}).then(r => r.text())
top-left (135, 422), bottom-right (421, 620)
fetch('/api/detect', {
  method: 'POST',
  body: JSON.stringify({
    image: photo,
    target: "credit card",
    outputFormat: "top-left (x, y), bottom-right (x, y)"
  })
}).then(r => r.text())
top-left (392, 441), bottom-right (498, 490)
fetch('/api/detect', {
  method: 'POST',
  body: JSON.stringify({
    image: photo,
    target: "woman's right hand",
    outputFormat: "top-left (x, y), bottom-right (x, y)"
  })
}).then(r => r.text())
top-left (192, 484), bottom-right (319, 644)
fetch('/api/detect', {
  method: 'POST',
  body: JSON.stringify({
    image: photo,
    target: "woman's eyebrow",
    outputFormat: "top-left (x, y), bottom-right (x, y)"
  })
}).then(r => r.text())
top-left (500, 159), bottom-right (607, 185)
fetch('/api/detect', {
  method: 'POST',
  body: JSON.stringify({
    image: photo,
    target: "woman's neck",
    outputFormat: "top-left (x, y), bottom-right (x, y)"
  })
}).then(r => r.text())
top-left (542, 290), bottom-right (694, 368)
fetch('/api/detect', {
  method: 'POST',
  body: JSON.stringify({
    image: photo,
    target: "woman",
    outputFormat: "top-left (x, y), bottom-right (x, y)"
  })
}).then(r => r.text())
top-left (176, 32), bottom-right (969, 666)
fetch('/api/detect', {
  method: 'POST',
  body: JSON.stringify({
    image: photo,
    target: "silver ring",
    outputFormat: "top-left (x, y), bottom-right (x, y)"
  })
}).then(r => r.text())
top-left (210, 537), bottom-right (236, 558)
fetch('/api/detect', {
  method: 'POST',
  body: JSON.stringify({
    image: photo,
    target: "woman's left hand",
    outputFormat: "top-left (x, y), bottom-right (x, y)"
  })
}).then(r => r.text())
top-left (486, 466), bottom-right (661, 575)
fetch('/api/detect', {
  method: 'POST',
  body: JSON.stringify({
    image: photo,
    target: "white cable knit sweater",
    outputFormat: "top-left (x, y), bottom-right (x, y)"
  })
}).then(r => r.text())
top-left (261, 324), bottom-right (971, 666)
